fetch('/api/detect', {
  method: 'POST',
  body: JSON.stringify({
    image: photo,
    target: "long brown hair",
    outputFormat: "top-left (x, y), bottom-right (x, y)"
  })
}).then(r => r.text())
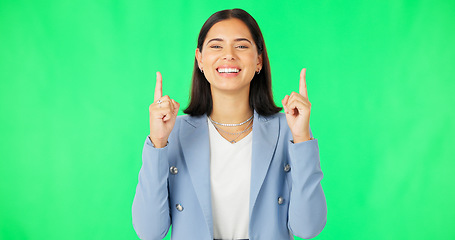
top-left (184, 9), bottom-right (281, 116)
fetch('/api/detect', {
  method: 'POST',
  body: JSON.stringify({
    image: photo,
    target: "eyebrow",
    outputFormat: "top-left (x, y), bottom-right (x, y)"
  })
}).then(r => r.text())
top-left (206, 38), bottom-right (252, 45)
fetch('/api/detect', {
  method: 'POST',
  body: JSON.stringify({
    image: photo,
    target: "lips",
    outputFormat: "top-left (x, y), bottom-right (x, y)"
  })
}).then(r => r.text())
top-left (217, 67), bottom-right (241, 73)
top-left (216, 66), bottom-right (241, 77)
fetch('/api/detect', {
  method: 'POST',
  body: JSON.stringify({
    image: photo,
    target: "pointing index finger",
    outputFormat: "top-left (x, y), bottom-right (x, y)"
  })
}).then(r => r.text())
top-left (299, 68), bottom-right (308, 98)
top-left (154, 71), bottom-right (162, 102)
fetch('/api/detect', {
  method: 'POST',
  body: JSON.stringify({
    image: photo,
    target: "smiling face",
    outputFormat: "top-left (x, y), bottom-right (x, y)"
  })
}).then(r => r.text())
top-left (196, 18), bottom-right (262, 94)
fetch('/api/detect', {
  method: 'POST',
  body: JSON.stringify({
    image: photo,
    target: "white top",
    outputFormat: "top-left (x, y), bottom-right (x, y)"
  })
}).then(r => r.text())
top-left (208, 117), bottom-right (252, 240)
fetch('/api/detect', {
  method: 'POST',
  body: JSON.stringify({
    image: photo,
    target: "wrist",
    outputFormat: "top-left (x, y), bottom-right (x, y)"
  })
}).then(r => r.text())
top-left (149, 135), bottom-right (168, 148)
top-left (292, 132), bottom-right (312, 143)
top-left (292, 137), bottom-right (313, 144)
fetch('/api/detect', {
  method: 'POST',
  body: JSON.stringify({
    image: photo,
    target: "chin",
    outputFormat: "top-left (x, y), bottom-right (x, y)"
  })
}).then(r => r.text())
top-left (211, 83), bottom-right (251, 94)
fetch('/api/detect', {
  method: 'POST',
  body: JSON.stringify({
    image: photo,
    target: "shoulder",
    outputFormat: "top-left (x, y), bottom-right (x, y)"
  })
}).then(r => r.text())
top-left (170, 114), bottom-right (207, 134)
top-left (257, 112), bottom-right (292, 135)
top-left (257, 112), bottom-right (288, 127)
top-left (255, 112), bottom-right (290, 132)
top-left (168, 114), bottom-right (208, 145)
top-left (175, 114), bottom-right (206, 127)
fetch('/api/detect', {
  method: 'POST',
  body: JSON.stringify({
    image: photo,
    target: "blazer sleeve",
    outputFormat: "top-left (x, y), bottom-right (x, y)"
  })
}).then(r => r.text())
top-left (287, 135), bottom-right (327, 239)
top-left (132, 136), bottom-right (171, 240)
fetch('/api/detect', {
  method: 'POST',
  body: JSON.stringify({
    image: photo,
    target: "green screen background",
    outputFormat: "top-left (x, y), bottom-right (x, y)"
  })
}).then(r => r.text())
top-left (1, 0), bottom-right (454, 239)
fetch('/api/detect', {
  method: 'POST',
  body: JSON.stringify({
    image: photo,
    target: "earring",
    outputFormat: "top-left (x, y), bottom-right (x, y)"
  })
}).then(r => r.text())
top-left (200, 68), bottom-right (203, 73)
top-left (257, 69), bottom-right (261, 74)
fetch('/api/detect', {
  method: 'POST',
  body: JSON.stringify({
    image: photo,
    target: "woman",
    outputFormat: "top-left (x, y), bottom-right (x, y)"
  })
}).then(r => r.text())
top-left (132, 8), bottom-right (327, 240)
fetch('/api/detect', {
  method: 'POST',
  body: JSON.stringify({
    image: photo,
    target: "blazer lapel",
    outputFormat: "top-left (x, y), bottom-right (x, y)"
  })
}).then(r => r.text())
top-left (249, 111), bottom-right (279, 219)
top-left (179, 115), bottom-right (213, 239)
top-left (179, 112), bottom-right (279, 238)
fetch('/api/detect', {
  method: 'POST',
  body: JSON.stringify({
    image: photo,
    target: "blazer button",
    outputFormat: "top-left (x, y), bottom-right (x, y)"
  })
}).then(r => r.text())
top-left (170, 166), bottom-right (178, 175)
top-left (284, 164), bottom-right (291, 172)
top-left (176, 204), bottom-right (184, 212)
top-left (278, 197), bottom-right (284, 205)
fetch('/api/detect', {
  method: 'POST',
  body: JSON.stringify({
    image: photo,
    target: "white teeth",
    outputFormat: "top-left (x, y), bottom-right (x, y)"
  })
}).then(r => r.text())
top-left (217, 68), bottom-right (240, 73)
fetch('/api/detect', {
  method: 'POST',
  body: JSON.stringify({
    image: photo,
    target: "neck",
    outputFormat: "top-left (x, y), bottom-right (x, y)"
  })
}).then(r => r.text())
top-left (210, 88), bottom-right (253, 124)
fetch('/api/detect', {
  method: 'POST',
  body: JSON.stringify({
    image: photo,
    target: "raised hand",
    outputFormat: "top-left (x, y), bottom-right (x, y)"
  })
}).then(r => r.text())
top-left (281, 68), bottom-right (312, 143)
top-left (149, 72), bottom-right (180, 148)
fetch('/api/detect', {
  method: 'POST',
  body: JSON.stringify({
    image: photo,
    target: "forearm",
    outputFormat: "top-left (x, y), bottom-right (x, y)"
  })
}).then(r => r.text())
top-left (132, 136), bottom-right (171, 240)
top-left (287, 139), bottom-right (327, 239)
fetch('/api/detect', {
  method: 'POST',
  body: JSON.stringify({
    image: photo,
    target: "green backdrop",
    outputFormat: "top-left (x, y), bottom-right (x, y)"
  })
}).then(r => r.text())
top-left (1, 0), bottom-right (454, 239)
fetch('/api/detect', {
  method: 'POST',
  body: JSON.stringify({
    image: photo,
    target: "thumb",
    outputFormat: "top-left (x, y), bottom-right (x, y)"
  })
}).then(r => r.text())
top-left (172, 99), bottom-right (180, 115)
top-left (282, 95), bottom-right (290, 114)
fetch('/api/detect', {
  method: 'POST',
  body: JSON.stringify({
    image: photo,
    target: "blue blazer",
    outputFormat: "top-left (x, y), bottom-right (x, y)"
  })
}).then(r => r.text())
top-left (132, 111), bottom-right (327, 240)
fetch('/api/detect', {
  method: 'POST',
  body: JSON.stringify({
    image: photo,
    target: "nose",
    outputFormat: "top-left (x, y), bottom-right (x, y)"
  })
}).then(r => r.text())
top-left (222, 45), bottom-right (236, 60)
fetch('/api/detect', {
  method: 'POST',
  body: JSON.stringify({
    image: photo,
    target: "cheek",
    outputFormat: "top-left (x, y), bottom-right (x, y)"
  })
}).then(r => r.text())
top-left (202, 52), bottom-right (218, 65)
top-left (243, 52), bottom-right (259, 65)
